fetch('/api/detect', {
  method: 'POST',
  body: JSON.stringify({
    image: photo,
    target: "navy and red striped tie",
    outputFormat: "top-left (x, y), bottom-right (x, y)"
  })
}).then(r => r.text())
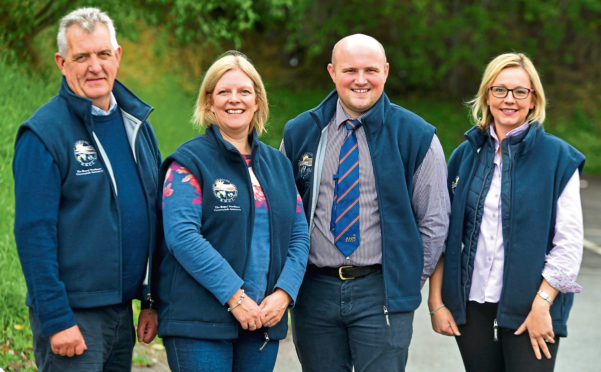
top-left (331, 119), bottom-right (361, 257)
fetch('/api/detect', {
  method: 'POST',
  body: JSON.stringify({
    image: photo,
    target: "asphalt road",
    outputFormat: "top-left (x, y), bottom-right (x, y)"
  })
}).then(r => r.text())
top-left (136, 175), bottom-right (601, 372)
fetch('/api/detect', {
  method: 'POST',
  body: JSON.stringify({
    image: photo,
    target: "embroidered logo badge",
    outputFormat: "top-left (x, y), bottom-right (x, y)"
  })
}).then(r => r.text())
top-left (73, 140), bottom-right (97, 167)
top-left (298, 152), bottom-right (313, 179)
top-left (451, 176), bottom-right (460, 194)
top-left (213, 179), bottom-right (238, 203)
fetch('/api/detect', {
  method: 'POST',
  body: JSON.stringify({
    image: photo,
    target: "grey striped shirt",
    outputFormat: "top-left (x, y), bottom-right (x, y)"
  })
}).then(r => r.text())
top-left (282, 100), bottom-right (450, 284)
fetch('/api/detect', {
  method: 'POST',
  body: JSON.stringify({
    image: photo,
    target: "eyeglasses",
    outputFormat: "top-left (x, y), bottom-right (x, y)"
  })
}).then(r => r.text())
top-left (488, 86), bottom-right (534, 100)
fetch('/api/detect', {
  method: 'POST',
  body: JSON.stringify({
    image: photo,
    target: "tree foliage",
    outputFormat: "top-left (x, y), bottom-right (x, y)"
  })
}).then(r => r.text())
top-left (279, 0), bottom-right (601, 98)
top-left (0, 0), bottom-right (291, 62)
top-left (2, 0), bottom-right (600, 103)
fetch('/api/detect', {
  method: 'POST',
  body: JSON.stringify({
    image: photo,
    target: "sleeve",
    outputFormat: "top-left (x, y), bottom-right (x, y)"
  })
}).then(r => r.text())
top-left (162, 161), bottom-right (244, 304)
top-left (13, 130), bottom-right (77, 337)
top-left (542, 170), bottom-right (584, 293)
top-left (274, 193), bottom-right (310, 306)
top-left (411, 134), bottom-right (451, 287)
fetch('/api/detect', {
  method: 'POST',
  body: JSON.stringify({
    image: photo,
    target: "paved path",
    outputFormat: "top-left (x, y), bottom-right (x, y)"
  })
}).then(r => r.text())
top-left (136, 175), bottom-right (601, 371)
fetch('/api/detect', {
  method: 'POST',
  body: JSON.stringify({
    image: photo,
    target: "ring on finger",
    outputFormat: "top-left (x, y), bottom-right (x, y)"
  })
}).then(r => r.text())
top-left (249, 324), bottom-right (256, 329)
top-left (545, 337), bottom-right (553, 343)
top-left (266, 321), bottom-right (271, 327)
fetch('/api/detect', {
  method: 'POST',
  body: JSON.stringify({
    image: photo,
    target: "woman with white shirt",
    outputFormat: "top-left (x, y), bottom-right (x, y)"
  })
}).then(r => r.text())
top-left (428, 52), bottom-right (585, 372)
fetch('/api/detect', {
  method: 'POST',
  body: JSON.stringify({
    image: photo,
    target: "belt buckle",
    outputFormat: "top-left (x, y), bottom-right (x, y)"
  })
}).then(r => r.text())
top-left (338, 265), bottom-right (354, 280)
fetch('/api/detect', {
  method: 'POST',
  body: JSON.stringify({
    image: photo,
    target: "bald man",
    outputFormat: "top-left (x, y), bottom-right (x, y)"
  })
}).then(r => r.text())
top-left (280, 34), bottom-right (450, 371)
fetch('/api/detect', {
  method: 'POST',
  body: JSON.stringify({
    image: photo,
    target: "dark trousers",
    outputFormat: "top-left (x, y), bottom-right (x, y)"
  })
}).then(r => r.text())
top-left (292, 270), bottom-right (414, 372)
top-left (29, 303), bottom-right (135, 372)
top-left (456, 301), bottom-right (560, 372)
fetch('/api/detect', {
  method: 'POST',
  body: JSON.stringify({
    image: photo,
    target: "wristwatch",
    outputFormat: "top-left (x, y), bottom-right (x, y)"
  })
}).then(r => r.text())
top-left (536, 290), bottom-right (554, 305)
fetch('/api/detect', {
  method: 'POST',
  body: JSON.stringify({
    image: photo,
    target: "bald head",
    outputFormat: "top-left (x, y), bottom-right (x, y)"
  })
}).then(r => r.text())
top-left (331, 34), bottom-right (387, 67)
top-left (327, 34), bottom-right (389, 118)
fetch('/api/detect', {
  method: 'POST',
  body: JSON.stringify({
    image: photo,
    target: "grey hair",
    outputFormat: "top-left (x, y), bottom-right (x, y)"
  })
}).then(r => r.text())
top-left (57, 7), bottom-right (119, 57)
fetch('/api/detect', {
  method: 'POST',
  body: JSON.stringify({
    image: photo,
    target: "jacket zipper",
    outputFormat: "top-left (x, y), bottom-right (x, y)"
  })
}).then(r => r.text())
top-left (362, 127), bottom-right (391, 313)
top-left (259, 332), bottom-right (270, 351)
top-left (464, 146), bottom-right (494, 301)
top-left (496, 141), bottom-right (514, 322)
top-left (133, 129), bottom-right (156, 306)
top-left (383, 305), bottom-right (390, 326)
top-left (146, 292), bottom-right (154, 312)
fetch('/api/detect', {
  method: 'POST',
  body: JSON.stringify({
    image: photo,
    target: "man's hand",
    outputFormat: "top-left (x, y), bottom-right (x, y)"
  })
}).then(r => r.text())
top-left (50, 325), bottom-right (87, 357)
top-left (259, 289), bottom-right (291, 328)
top-left (137, 309), bottom-right (158, 343)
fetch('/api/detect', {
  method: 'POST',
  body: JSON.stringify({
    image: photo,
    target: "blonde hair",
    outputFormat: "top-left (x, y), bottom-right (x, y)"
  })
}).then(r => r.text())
top-left (469, 52), bottom-right (546, 131)
top-left (193, 51), bottom-right (268, 135)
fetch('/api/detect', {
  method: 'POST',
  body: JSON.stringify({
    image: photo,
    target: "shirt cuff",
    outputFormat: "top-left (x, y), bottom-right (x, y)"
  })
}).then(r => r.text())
top-left (542, 263), bottom-right (582, 293)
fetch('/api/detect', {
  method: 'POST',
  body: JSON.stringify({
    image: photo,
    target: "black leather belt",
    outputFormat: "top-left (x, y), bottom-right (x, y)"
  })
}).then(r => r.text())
top-left (306, 264), bottom-right (381, 280)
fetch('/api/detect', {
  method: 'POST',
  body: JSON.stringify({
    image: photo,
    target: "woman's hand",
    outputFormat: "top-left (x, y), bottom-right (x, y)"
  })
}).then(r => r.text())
top-left (427, 257), bottom-right (460, 336)
top-left (514, 297), bottom-right (555, 360)
top-left (228, 289), bottom-right (263, 331)
top-left (515, 280), bottom-right (558, 360)
top-left (430, 306), bottom-right (461, 336)
top-left (259, 289), bottom-right (291, 328)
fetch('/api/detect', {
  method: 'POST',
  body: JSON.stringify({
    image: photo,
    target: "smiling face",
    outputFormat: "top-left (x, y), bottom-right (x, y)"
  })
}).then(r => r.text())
top-left (209, 68), bottom-right (258, 137)
top-left (487, 67), bottom-right (535, 132)
top-left (55, 23), bottom-right (121, 111)
top-left (328, 35), bottom-right (389, 118)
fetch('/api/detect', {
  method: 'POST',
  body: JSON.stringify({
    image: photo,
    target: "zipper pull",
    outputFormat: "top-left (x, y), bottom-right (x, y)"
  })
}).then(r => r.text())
top-left (259, 332), bottom-right (270, 352)
top-left (146, 293), bottom-right (154, 313)
top-left (383, 306), bottom-right (390, 326)
top-left (493, 319), bottom-right (498, 342)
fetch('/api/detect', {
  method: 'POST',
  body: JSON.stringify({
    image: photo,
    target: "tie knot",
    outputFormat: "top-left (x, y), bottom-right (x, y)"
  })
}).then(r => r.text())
top-left (346, 119), bottom-right (361, 132)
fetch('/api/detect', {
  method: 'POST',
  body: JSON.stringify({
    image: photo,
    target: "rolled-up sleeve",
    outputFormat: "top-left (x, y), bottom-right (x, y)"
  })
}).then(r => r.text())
top-left (543, 170), bottom-right (583, 293)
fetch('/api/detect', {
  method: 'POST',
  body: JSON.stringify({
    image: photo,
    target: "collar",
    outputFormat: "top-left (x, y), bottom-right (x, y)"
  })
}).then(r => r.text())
top-left (207, 125), bottom-right (259, 156)
top-left (489, 121), bottom-right (531, 149)
top-left (59, 77), bottom-right (153, 127)
top-left (310, 90), bottom-right (388, 131)
top-left (465, 121), bottom-right (541, 157)
top-left (334, 99), bottom-right (367, 128)
top-left (91, 93), bottom-right (118, 116)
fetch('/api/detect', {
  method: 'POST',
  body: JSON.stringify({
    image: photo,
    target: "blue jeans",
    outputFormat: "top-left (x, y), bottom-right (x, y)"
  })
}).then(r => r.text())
top-left (292, 270), bottom-right (414, 372)
top-left (164, 329), bottom-right (279, 372)
top-left (29, 304), bottom-right (135, 372)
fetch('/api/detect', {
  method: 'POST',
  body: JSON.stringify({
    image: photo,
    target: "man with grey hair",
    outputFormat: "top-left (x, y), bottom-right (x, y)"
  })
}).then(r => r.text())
top-left (13, 7), bottom-right (161, 371)
top-left (281, 34), bottom-right (450, 371)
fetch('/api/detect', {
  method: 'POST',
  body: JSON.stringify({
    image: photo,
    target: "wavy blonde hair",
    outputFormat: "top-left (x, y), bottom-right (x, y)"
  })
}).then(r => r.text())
top-left (469, 52), bottom-right (546, 132)
top-left (193, 51), bottom-right (268, 135)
